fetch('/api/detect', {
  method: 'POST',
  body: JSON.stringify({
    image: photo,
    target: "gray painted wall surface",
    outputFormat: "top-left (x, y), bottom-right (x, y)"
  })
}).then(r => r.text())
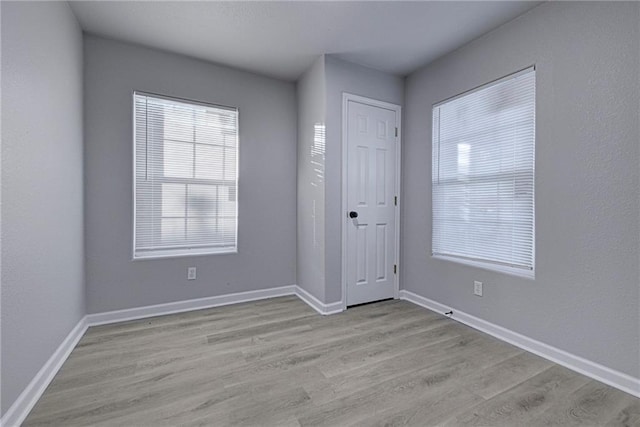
top-left (84, 36), bottom-right (297, 313)
top-left (1, 2), bottom-right (85, 415)
top-left (324, 56), bottom-right (404, 303)
top-left (403, 1), bottom-right (640, 377)
top-left (296, 56), bottom-right (327, 302)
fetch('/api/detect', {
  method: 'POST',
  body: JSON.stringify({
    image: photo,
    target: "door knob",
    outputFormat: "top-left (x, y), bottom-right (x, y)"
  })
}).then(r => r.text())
top-left (349, 211), bottom-right (358, 219)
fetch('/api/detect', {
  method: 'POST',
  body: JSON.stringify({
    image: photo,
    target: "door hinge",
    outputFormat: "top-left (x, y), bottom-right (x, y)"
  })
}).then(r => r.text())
top-left (394, 264), bottom-right (397, 274)
top-left (395, 127), bottom-right (398, 137)
top-left (394, 196), bottom-right (397, 206)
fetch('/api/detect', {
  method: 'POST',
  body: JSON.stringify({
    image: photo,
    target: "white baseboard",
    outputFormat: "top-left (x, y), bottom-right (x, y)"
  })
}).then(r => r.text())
top-left (85, 285), bottom-right (344, 327)
top-left (86, 285), bottom-right (297, 326)
top-left (399, 289), bottom-right (640, 399)
top-left (294, 286), bottom-right (344, 315)
top-left (1, 284), bottom-right (343, 427)
top-left (1, 317), bottom-right (88, 427)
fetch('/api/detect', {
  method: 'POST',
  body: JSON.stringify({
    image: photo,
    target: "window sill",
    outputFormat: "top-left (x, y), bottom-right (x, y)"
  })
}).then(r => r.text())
top-left (133, 247), bottom-right (237, 261)
top-left (432, 254), bottom-right (535, 280)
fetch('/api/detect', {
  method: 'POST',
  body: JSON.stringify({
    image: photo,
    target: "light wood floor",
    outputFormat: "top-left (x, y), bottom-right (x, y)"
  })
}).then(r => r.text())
top-left (24, 296), bottom-right (640, 426)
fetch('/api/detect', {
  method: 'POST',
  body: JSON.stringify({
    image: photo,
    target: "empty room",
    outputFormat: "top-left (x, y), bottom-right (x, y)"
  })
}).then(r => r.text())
top-left (1, 0), bottom-right (639, 425)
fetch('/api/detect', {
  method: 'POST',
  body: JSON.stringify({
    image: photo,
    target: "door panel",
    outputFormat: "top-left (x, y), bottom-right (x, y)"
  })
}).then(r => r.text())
top-left (376, 224), bottom-right (387, 281)
top-left (346, 100), bottom-right (397, 306)
top-left (356, 224), bottom-right (368, 284)
top-left (357, 146), bottom-right (369, 206)
top-left (376, 149), bottom-right (386, 205)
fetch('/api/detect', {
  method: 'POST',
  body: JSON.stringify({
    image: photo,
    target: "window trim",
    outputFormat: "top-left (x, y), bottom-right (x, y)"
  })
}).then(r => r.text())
top-left (131, 90), bottom-right (239, 261)
top-left (432, 254), bottom-right (535, 280)
top-left (431, 67), bottom-right (536, 278)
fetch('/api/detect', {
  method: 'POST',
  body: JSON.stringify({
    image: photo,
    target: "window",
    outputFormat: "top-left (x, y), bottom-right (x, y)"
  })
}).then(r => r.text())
top-left (432, 67), bottom-right (535, 277)
top-left (133, 92), bottom-right (238, 259)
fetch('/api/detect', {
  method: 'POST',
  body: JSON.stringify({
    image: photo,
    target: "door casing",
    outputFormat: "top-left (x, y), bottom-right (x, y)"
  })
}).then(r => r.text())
top-left (341, 93), bottom-right (402, 310)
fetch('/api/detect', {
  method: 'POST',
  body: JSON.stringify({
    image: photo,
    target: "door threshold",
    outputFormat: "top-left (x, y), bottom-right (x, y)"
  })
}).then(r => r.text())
top-left (347, 298), bottom-right (394, 309)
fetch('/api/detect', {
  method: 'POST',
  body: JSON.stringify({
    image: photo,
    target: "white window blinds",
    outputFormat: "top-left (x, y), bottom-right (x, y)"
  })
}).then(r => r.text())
top-left (134, 92), bottom-right (238, 259)
top-left (432, 68), bottom-right (535, 276)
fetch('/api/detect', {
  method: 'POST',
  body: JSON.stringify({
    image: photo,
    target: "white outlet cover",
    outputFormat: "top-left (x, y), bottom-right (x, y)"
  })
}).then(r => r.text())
top-left (188, 267), bottom-right (197, 280)
top-left (474, 280), bottom-right (483, 296)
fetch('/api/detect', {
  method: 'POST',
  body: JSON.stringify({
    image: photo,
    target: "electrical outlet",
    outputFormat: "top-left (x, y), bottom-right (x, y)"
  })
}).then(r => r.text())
top-left (187, 267), bottom-right (197, 280)
top-left (474, 280), bottom-right (483, 296)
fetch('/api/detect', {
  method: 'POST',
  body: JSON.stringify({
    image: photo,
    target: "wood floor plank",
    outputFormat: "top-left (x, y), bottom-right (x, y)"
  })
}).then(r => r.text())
top-left (445, 365), bottom-right (593, 426)
top-left (306, 330), bottom-right (523, 408)
top-left (299, 336), bottom-right (523, 425)
top-left (240, 306), bottom-right (436, 363)
top-left (605, 398), bottom-right (640, 426)
top-left (23, 296), bottom-right (639, 427)
top-left (459, 351), bottom-right (554, 400)
top-left (351, 386), bottom-right (484, 427)
top-left (315, 321), bottom-right (460, 378)
top-left (532, 380), bottom-right (640, 426)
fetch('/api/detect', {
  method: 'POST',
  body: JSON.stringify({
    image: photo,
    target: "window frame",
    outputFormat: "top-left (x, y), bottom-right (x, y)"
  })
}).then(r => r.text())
top-left (431, 67), bottom-right (536, 279)
top-left (132, 90), bottom-right (239, 261)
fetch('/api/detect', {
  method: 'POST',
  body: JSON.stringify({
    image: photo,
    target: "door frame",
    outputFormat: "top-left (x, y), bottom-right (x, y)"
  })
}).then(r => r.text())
top-left (341, 93), bottom-right (402, 310)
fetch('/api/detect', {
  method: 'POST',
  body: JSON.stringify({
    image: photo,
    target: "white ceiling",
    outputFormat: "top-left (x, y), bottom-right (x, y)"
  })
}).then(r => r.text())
top-left (69, 1), bottom-right (542, 81)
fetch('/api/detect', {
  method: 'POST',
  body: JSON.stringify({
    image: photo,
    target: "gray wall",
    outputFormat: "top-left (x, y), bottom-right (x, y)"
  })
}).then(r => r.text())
top-left (84, 36), bottom-right (297, 314)
top-left (296, 56), bottom-right (327, 301)
top-left (1, 1), bottom-right (85, 415)
top-left (324, 56), bottom-right (404, 303)
top-left (403, 1), bottom-right (640, 377)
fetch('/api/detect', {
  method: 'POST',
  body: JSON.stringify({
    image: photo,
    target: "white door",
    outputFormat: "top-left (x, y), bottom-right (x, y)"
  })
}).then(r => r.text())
top-left (346, 99), bottom-right (398, 306)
